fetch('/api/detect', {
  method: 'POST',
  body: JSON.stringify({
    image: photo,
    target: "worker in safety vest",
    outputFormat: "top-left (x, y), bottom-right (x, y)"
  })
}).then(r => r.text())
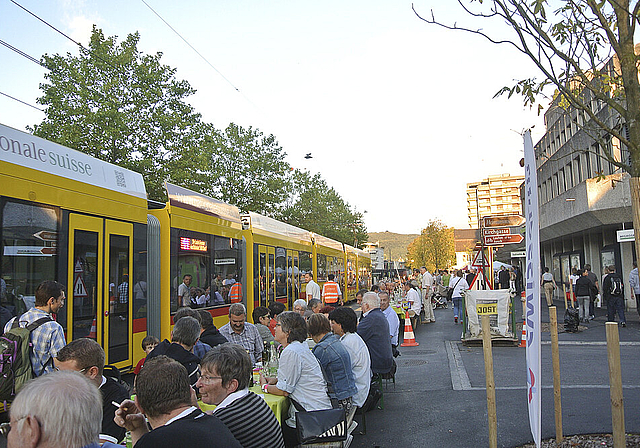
top-left (322, 273), bottom-right (342, 306)
top-left (229, 280), bottom-right (242, 303)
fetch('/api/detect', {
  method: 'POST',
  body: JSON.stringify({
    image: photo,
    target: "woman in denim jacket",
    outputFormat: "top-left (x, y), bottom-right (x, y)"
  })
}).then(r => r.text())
top-left (308, 313), bottom-right (357, 414)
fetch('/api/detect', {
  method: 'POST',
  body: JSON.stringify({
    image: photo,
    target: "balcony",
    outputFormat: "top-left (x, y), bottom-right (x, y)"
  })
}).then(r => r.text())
top-left (538, 172), bottom-right (632, 241)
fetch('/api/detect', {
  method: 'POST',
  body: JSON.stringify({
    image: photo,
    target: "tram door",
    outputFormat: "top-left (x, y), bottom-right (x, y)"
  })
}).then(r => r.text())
top-left (257, 246), bottom-right (275, 308)
top-left (286, 250), bottom-right (299, 309)
top-left (68, 214), bottom-right (133, 369)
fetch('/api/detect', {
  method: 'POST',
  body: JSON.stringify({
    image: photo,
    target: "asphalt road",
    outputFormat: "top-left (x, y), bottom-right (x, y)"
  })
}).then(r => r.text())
top-left (350, 300), bottom-right (640, 447)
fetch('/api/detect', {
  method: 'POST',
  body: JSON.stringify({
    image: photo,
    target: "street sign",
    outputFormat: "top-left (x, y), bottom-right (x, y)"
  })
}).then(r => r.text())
top-left (73, 275), bottom-right (88, 298)
top-left (511, 251), bottom-right (526, 258)
top-left (33, 230), bottom-right (58, 242)
top-left (471, 250), bottom-right (488, 268)
top-left (617, 229), bottom-right (634, 243)
top-left (483, 234), bottom-right (524, 246)
top-left (482, 227), bottom-right (511, 236)
top-left (483, 215), bottom-right (525, 228)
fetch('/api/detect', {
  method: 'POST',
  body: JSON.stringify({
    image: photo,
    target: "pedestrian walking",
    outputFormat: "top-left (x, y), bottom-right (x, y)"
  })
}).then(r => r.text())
top-left (541, 267), bottom-right (557, 306)
top-left (629, 261), bottom-right (640, 318)
top-left (602, 265), bottom-right (626, 327)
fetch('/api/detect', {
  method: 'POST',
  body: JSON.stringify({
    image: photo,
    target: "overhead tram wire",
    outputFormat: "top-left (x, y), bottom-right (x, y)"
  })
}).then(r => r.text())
top-left (139, 0), bottom-right (240, 92)
top-left (0, 39), bottom-right (42, 66)
top-left (0, 91), bottom-right (44, 112)
top-left (139, 0), bottom-right (264, 114)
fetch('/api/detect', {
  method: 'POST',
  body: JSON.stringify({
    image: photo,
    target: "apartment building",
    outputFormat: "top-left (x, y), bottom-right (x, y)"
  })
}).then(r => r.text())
top-left (467, 174), bottom-right (525, 229)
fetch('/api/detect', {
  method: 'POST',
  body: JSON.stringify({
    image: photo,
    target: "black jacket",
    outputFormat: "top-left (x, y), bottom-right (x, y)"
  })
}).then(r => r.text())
top-left (574, 275), bottom-right (593, 297)
top-left (146, 340), bottom-right (200, 386)
top-left (199, 326), bottom-right (228, 348)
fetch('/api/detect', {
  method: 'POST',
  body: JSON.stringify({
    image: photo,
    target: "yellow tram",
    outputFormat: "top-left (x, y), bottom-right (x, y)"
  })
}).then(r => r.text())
top-left (1, 124), bottom-right (371, 371)
top-left (0, 123), bottom-right (148, 370)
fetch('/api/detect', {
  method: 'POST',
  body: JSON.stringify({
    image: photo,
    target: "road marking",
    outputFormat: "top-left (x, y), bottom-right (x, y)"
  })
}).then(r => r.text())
top-left (446, 340), bottom-right (471, 391)
top-left (446, 340), bottom-right (640, 391)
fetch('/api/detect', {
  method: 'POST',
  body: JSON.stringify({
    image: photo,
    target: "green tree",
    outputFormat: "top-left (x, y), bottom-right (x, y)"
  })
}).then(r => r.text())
top-left (407, 219), bottom-right (455, 272)
top-left (187, 123), bottom-right (293, 215)
top-left (415, 0), bottom-right (640, 264)
top-left (31, 26), bottom-right (203, 201)
top-left (278, 170), bottom-right (368, 247)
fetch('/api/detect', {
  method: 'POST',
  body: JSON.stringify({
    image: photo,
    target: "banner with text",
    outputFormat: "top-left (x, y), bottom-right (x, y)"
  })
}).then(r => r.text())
top-left (524, 130), bottom-right (541, 447)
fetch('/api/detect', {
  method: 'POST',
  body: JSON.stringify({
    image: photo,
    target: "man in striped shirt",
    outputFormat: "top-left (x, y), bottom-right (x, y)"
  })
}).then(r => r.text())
top-left (219, 304), bottom-right (263, 364)
top-left (196, 344), bottom-right (285, 448)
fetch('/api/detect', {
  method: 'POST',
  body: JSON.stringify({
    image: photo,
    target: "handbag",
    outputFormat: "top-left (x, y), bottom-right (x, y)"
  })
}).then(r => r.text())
top-left (446, 278), bottom-right (462, 300)
top-left (290, 398), bottom-right (347, 444)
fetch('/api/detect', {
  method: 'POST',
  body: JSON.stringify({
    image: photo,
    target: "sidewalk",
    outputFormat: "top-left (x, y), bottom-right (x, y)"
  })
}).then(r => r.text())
top-left (539, 295), bottom-right (640, 344)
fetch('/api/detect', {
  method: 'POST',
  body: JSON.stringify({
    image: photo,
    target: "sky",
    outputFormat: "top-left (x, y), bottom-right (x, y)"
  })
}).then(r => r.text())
top-left (0, 0), bottom-right (547, 234)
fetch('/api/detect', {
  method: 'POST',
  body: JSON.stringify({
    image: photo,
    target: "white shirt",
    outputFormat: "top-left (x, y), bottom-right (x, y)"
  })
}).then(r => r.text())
top-left (449, 277), bottom-right (468, 298)
top-left (407, 288), bottom-right (421, 314)
top-left (214, 388), bottom-right (250, 412)
top-left (421, 271), bottom-right (433, 290)
top-left (381, 306), bottom-right (400, 346)
top-left (276, 341), bottom-right (332, 427)
top-left (305, 280), bottom-right (321, 301)
top-left (340, 333), bottom-right (371, 408)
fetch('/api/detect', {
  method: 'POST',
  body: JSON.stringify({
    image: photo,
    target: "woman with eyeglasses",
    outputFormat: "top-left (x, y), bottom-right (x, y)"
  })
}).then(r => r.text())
top-left (259, 311), bottom-right (332, 448)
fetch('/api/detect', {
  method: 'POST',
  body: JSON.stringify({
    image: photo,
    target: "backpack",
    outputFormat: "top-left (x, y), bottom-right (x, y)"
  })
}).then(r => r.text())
top-left (0, 316), bottom-right (52, 402)
top-left (609, 277), bottom-right (623, 296)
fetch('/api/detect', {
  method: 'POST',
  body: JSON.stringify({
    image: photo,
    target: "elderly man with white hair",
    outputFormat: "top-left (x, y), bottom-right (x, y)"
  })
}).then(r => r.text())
top-left (7, 370), bottom-right (121, 448)
top-left (356, 292), bottom-right (393, 375)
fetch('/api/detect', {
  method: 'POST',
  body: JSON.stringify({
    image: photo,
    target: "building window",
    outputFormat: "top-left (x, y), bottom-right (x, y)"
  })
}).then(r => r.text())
top-left (566, 163), bottom-right (573, 189)
top-left (559, 168), bottom-right (566, 193)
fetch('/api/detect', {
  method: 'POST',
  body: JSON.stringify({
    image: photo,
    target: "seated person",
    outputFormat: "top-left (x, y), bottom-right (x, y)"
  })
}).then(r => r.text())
top-left (259, 311), bottom-right (332, 448)
top-left (134, 335), bottom-right (160, 375)
top-left (307, 298), bottom-right (322, 314)
top-left (357, 292), bottom-right (394, 376)
top-left (175, 307), bottom-right (212, 359)
top-left (209, 285), bottom-right (225, 306)
top-left (146, 316), bottom-right (201, 386)
top-left (9, 370), bottom-right (121, 448)
top-left (329, 307), bottom-right (371, 409)
top-left (292, 299), bottom-right (308, 317)
top-left (114, 356), bottom-right (241, 448)
top-left (267, 301), bottom-right (286, 336)
top-left (319, 305), bottom-right (335, 317)
top-left (196, 344), bottom-right (284, 448)
top-left (307, 314), bottom-right (357, 414)
top-left (54, 338), bottom-right (130, 444)
top-left (252, 306), bottom-right (275, 344)
top-left (198, 309), bottom-right (228, 347)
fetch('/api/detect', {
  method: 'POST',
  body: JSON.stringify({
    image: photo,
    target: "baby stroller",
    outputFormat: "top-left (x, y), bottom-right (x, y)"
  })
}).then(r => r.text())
top-left (432, 284), bottom-right (448, 309)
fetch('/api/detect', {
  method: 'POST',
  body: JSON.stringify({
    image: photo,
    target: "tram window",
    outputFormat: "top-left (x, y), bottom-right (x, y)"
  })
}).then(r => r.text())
top-left (275, 247), bottom-right (286, 299)
top-left (108, 234), bottom-right (129, 363)
top-left (72, 230), bottom-right (98, 340)
top-left (268, 253), bottom-right (275, 302)
top-left (214, 236), bottom-right (243, 305)
top-left (132, 224), bottom-right (147, 318)
top-left (317, 254), bottom-right (327, 282)
top-left (259, 251), bottom-right (267, 307)
top-left (171, 229), bottom-right (211, 312)
top-left (299, 251), bottom-right (312, 278)
top-left (1, 201), bottom-right (58, 318)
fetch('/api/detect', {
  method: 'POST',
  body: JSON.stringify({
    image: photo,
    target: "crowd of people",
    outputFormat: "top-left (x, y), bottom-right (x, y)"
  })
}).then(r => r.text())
top-left (1, 279), bottom-right (398, 448)
top-left (4, 261), bottom-right (634, 448)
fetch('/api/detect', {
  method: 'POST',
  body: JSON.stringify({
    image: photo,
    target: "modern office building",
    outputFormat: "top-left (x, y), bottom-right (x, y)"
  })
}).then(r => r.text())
top-left (533, 61), bottom-right (636, 311)
top-left (467, 174), bottom-right (525, 229)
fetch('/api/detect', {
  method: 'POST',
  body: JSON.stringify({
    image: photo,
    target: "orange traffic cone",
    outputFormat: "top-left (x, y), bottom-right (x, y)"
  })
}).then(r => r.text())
top-left (88, 318), bottom-right (97, 339)
top-left (519, 319), bottom-right (527, 348)
top-left (401, 311), bottom-right (419, 347)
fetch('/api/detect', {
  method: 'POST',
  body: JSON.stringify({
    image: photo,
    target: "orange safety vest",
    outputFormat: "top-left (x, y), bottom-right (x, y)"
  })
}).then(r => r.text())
top-left (230, 283), bottom-right (242, 303)
top-left (322, 281), bottom-right (340, 304)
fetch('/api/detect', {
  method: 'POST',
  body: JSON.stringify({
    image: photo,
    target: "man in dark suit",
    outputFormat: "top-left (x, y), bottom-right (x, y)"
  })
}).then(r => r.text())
top-left (357, 292), bottom-right (393, 375)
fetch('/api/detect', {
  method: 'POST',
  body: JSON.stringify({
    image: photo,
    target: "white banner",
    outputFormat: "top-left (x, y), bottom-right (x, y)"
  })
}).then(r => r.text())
top-left (523, 130), bottom-right (541, 447)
